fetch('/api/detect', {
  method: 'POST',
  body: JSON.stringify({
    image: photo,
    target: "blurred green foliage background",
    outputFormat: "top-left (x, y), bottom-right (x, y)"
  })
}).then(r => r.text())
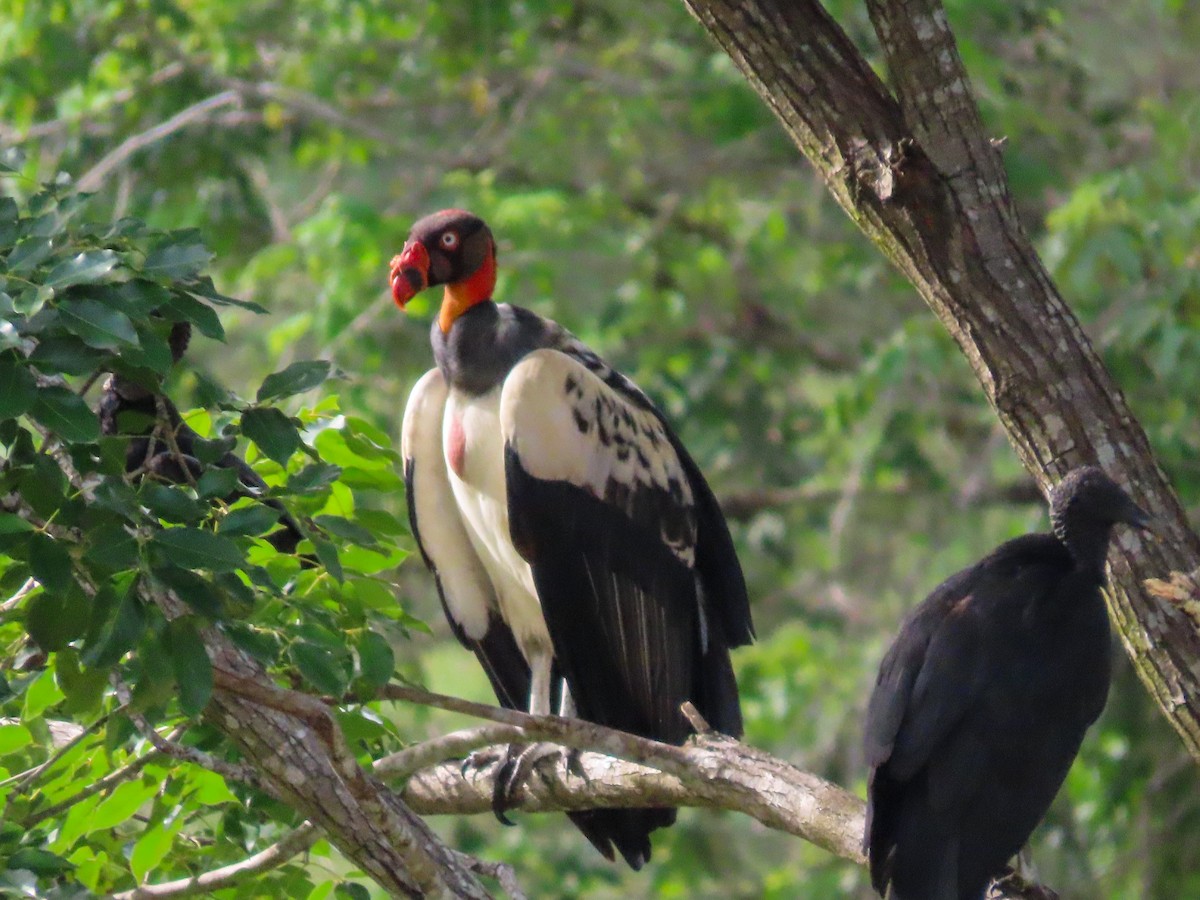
top-left (2, 0), bottom-right (1199, 896)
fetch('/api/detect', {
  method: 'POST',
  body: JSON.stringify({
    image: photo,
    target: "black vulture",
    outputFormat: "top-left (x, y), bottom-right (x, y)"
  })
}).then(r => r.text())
top-left (390, 210), bottom-right (754, 868)
top-left (864, 466), bottom-right (1152, 899)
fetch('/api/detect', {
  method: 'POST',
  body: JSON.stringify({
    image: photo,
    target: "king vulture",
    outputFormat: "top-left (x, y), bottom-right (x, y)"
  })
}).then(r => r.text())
top-left (391, 209), bottom-right (754, 868)
top-left (863, 467), bottom-right (1152, 899)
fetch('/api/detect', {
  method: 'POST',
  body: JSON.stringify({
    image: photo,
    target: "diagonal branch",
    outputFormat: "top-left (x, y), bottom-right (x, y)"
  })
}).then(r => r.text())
top-left (678, 0), bottom-right (1200, 761)
top-left (76, 91), bottom-right (243, 192)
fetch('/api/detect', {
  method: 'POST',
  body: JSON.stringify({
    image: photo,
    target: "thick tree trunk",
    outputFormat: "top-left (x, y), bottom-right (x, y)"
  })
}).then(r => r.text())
top-left (681, 0), bottom-right (1200, 757)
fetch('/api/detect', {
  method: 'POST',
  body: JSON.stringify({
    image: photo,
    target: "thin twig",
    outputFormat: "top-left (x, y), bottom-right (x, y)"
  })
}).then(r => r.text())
top-left (77, 91), bottom-right (242, 192)
top-left (111, 822), bottom-right (320, 899)
top-left (155, 395), bottom-right (198, 488)
top-left (448, 851), bottom-right (529, 900)
top-left (111, 678), bottom-right (262, 790)
top-left (374, 724), bottom-right (527, 781)
top-left (0, 578), bottom-right (38, 614)
top-left (23, 738), bottom-right (172, 828)
top-left (0, 710), bottom-right (113, 794)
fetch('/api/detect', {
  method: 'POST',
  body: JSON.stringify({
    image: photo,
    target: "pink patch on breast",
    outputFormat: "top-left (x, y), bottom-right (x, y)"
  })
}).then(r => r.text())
top-left (446, 414), bottom-right (467, 478)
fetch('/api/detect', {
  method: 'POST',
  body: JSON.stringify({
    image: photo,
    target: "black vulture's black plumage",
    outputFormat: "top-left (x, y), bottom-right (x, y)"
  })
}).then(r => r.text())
top-left (863, 467), bottom-right (1152, 900)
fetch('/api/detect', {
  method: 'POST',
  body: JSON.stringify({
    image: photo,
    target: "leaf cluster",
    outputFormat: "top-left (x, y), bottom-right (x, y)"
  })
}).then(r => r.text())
top-left (0, 177), bottom-right (415, 897)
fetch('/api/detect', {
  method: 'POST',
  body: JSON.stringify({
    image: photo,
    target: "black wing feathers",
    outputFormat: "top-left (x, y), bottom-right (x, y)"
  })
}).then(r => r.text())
top-left (407, 460), bottom-right (654, 868)
top-left (507, 446), bottom-right (699, 742)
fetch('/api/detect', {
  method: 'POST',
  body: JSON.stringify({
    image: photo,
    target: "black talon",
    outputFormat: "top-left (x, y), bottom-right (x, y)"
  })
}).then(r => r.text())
top-left (565, 747), bottom-right (589, 783)
top-left (491, 744), bottom-right (525, 826)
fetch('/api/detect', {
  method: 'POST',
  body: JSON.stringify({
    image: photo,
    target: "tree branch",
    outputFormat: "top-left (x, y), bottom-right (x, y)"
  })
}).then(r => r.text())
top-left (112, 823), bottom-right (320, 900)
top-left (381, 684), bottom-right (1051, 899)
top-left (76, 91), bottom-right (243, 192)
top-left (679, 0), bottom-right (1200, 760)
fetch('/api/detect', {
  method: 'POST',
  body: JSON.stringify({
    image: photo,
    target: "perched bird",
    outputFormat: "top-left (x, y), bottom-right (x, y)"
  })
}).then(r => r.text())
top-left (863, 466), bottom-right (1152, 900)
top-left (391, 209), bottom-right (754, 868)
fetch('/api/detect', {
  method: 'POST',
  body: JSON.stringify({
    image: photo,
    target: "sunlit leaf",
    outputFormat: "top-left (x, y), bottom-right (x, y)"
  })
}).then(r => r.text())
top-left (22, 671), bottom-right (65, 720)
top-left (0, 723), bottom-right (33, 755)
top-left (130, 814), bottom-right (184, 882)
top-left (85, 779), bottom-right (159, 834)
top-left (43, 249), bottom-right (119, 288)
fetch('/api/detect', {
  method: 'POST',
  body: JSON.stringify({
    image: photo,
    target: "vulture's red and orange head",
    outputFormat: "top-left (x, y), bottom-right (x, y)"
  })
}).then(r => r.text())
top-left (390, 209), bottom-right (497, 333)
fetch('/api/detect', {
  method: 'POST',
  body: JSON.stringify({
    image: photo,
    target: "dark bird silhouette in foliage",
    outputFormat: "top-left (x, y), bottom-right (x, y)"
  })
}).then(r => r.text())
top-left (864, 466), bottom-right (1153, 900)
top-left (391, 209), bottom-right (754, 868)
top-left (98, 320), bottom-right (307, 556)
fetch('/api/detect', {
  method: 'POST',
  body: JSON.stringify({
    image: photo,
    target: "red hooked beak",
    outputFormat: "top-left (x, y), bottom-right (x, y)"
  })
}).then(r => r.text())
top-left (389, 241), bottom-right (431, 309)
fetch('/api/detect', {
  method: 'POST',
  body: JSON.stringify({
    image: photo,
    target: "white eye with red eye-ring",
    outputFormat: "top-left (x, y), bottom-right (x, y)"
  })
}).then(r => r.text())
top-left (440, 231), bottom-right (459, 250)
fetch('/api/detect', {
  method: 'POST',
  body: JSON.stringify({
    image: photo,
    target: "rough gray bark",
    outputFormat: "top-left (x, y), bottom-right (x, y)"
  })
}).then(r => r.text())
top-left (140, 591), bottom-right (496, 900)
top-left (680, 0), bottom-right (1200, 757)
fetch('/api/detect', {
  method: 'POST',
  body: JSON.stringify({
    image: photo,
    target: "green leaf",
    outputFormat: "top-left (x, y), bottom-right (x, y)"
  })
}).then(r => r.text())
top-left (335, 883), bottom-right (372, 900)
top-left (57, 647), bottom-right (106, 716)
top-left (0, 314), bottom-right (20, 352)
top-left (30, 386), bottom-right (100, 443)
top-left (287, 463), bottom-right (341, 495)
top-left (354, 508), bottom-right (408, 538)
top-left (356, 631), bottom-right (394, 690)
top-left (219, 503), bottom-right (282, 537)
top-left (111, 278), bottom-right (172, 316)
top-left (187, 275), bottom-right (268, 312)
top-left (161, 291), bottom-right (224, 341)
top-left (143, 234), bottom-right (213, 278)
top-left (86, 779), bottom-right (158, 834)
top-left (187, 769), bottom-right (240, 806)
top-left (164, 618), bottom-right (213, 716)
top-left (150, 528), bottom-right (244, 572)
top-left (130, 813), bottom-right (184, 882)
top-left (129, 636), bottom-right (176, 713)
top-left (7, 847), bottom-right (74, 876)
top-left (22, 670), bottom-right (65, 720)
top-left (152, 566), bottom-right (225, 618)
top-left (0, 513), bottom-right (34, 535)
top-left (139, 483), bottom-right (206, 524)
top-left (7, 236), bottom-right (55, 274)
top-left (83, 523), bottom-right (139, 571)
top-left (28, 532), bottom-right (72, 593)
top-left (241, 406), bottom-right (301, 464)
top-left (314, 515), bottom-right (376, 546)
top-left (27, 582), bottom-right (86, 652)
top-left (43, 250), bottom-right (120, 288)
top-left (195, 466), bottom-right (240, 500)
top-left (0, 354), bottom-right (37, 419)
top-left (311, 537), bottom-right (343, 582)
top-left (83, 586), bottom-right (146, 669)
top-left (119, 321), bottom-right (174, 375)
top-left (290, 640), bottom-right (351, 696)
top-left (28, 335), bottom-right (104, 375)
top-left (58, 297), bottom-right (139, 350)
top-left (256, 360), bottom-right (332, 402)
top-left (349, 577), bottom-right (398, 612)
top-left (0, 723), bottom-right (33, 756)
